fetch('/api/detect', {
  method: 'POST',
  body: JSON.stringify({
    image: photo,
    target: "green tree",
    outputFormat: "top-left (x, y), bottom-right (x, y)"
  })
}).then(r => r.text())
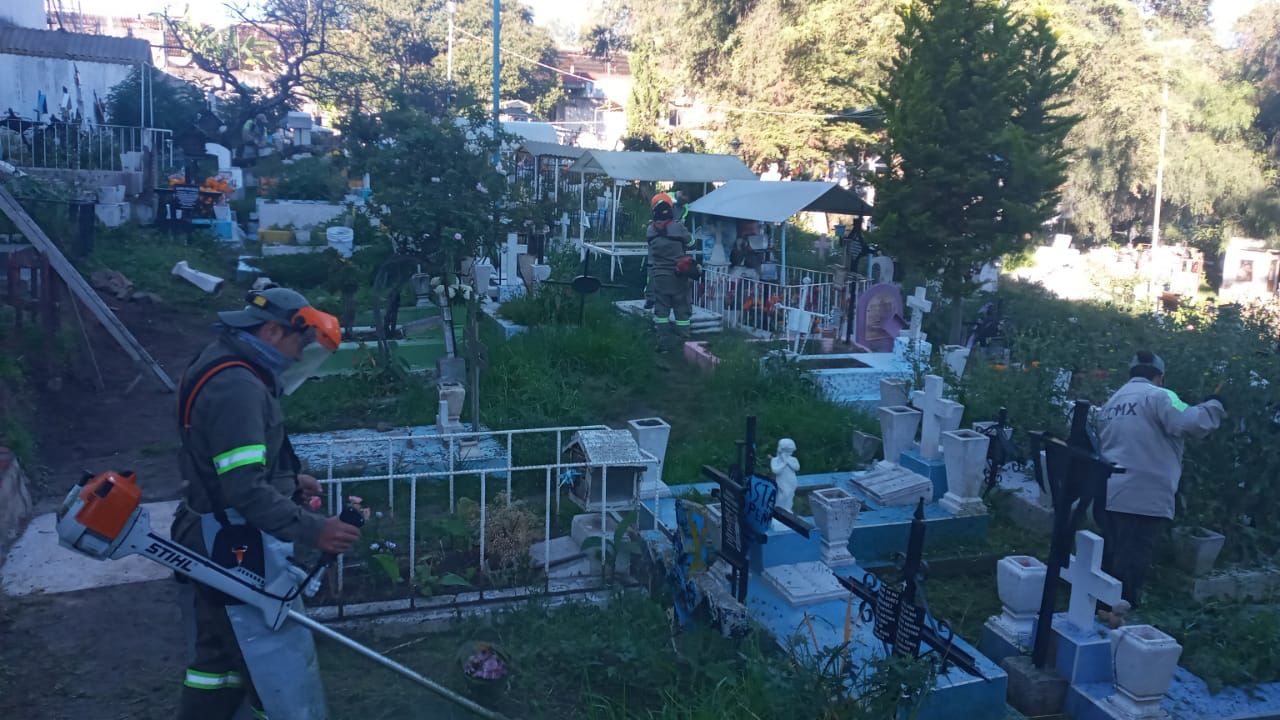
top-left (874, 0), bottom-right (1079, 341)
top-left (354, 94), bottom-right (507, 425)
top-left (106, 66), bottom-right (205, 131)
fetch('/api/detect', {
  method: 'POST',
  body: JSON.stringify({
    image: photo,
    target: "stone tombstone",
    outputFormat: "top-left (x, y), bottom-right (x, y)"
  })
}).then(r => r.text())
top-left (904, 286), bottom-right (932, 343)
top-left (770, 439), bottom-right (799, 513)
top-left (1061, 530), bottom-right (1122, 632)
top-left (868, 256), bottom-right (895, 284)
top-left (911, 375), bottom-right (965, 460)
top-left (854, 283), bottom-right (904, 352)
top-left (939, 429), bottom-right (991, 516)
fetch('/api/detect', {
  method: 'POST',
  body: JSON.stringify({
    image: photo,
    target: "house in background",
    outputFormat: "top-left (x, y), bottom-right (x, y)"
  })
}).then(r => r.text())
top-left (0, 25), bottom-right (149, 126)
top-left (1220, 237), bottom-right (1280, 303)
top-left (550, 51), bottom-right (630, 149)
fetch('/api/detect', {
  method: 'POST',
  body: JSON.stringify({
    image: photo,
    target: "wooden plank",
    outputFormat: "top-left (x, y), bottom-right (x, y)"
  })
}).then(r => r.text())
top-left (0, 186), bottom-right (175, 392)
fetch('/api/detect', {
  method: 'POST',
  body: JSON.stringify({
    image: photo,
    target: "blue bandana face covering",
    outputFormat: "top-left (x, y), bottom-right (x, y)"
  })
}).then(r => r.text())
top-left (233, 328), bottom-right (296, 383)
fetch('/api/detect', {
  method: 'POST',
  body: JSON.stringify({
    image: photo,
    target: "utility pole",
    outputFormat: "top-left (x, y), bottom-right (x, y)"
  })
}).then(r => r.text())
top-left (1153, 82), bottom-right (1168, 249)
top-left (491, 0), bottom-right (501, 165)
top-left (446, 1), bottom-right (456, 83)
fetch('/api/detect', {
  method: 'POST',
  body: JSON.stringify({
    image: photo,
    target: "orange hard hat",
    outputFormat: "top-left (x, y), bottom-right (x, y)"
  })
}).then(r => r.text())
top-left (650, 192), bottom-right (674, 209)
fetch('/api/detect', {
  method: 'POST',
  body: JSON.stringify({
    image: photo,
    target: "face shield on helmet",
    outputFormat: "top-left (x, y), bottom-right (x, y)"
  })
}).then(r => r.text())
top-left (278, 305), bottom-right (342, 395)
top-left (220, 289), bottom-right (343, 394)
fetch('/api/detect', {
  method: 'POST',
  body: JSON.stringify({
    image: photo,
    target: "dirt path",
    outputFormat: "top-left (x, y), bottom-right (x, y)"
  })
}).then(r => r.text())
top-left (2, 295), bottom-right (212, 719)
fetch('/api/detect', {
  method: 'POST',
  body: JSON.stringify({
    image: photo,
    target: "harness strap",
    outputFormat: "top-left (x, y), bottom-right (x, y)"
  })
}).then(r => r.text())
top-left (178, 356), bottom-right (268, 527)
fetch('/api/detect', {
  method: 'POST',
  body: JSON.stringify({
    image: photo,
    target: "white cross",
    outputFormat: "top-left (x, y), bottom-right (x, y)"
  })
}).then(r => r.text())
top-left (905, 286), bottom-right (932, 342)
top-left (910, 374), bottom-right (964, 460)
top-left (1061, 530), bottom-right (1122, 631)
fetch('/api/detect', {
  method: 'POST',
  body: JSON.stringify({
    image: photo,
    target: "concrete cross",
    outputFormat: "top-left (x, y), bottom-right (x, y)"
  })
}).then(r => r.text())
top-left (1061, 530), bottom-right (1123, 631)
top-left (910, 374), bottom-right (964, 460)
top-left (905, 286), bottom-right (932, 342)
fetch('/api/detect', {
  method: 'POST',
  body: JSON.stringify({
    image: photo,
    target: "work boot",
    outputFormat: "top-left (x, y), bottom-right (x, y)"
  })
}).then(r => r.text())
top-left (643, 299), bottom-right (654, 310)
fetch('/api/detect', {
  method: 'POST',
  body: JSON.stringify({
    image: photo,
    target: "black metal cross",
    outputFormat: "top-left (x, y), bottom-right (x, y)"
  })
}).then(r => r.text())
top-left (835, 499), bottom-right (989, 681)
top-left (1027, 400), bottom-right (1124, 668)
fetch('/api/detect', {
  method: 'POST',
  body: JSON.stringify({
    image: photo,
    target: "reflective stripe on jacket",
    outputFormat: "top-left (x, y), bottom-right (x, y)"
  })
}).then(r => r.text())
top-left (171, 333), bottom-right (325, 555)
top-left (1098, 377), bottom-right (1224, 520)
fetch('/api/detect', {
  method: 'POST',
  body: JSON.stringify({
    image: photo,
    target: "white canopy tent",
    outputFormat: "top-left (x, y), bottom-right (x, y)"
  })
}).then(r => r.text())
top-left (686, 180), bottom-right (872, 281)
top-left (566, 150), bottom-right (756, 270)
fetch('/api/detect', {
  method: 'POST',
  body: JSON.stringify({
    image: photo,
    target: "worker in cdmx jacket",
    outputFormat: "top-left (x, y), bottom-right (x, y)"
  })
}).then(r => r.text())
top-left (1097, 350), bottom-right (1225, 608)
top-left (172, 287), bottom-right (359, 719)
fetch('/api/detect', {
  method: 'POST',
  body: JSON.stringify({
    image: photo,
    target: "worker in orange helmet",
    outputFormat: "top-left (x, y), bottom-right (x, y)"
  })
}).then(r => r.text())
top-left (171, 286), bottom-right (357, 719)
top-left (646, 193), bottom-right (698, 354)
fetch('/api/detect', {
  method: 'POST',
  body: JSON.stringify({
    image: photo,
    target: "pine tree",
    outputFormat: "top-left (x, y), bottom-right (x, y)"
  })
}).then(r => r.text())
top-left (873, 0), bottom-right (1079, 341)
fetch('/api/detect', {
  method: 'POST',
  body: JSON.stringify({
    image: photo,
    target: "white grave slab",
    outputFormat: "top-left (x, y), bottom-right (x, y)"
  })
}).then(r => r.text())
top-left (1062, 530), bottom-right (1122, 631)
top-left (762, 561), bottom-right (849, 606)
top-left (850, 462), bottom-right (932, 507)
top-left (1, 501), bottom-right (180, 596)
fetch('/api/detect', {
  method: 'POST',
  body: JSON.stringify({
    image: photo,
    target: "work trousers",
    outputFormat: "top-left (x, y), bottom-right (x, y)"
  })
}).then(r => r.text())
top-left (651, 274), bottom-right (692, 351)
top-left (1100, 510), bottom-right (1166, 609)
top-left (178, 580), bottom-right (266, 719)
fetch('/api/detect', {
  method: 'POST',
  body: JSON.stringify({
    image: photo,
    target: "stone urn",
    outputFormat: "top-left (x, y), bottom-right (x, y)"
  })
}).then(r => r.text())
top-left (628, 417), bottom-right (671, 486)
top-left (1170, 526), bottom-right (1226, 577)
top-left (879, 378), bottom-right (910, 408)
top-left (939, 429), bottom-right (991, 516)
top-left (1107, 625), bottom-right (1183, 719)
top-left (878, 405), bottom-right (922, 466)
top-left (994, 556), bottom-right (1047, 649)
top-left (437, 382), bottom-right (466, 425)
top-left (810, 487), bottom-right (861, 568)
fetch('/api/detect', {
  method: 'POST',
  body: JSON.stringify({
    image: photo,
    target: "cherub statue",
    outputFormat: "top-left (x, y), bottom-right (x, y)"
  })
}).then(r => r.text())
top-left (770, 438), bottom-right (799, 512)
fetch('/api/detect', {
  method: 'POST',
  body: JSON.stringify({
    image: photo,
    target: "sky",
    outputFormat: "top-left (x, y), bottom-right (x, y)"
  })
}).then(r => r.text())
top-left (67, 0), bottom-right (1262, 44)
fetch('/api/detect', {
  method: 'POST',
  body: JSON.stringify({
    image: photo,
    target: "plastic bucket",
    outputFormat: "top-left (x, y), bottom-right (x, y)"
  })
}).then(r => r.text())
top-left (326, 226), bottom-right (354, 257)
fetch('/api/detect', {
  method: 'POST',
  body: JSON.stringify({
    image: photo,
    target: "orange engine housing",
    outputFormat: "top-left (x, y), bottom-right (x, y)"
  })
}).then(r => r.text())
top-left (75, 471), bottom-right (142, 541)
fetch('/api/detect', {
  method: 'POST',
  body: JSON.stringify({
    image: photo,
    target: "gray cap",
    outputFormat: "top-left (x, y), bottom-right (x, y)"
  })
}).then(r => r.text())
top-left (218, 287), bottom-right (311, 328)
top-left (1129, 352), bottom-right (1166, 375)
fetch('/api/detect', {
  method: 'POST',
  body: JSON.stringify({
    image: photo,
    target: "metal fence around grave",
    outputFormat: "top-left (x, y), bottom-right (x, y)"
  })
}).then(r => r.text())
top-left (695, 266), bottom-right (870, 337)
top-left (292, 424), bottom-right (661, 611)
top-left (0, 122), bottom-right (172, 173)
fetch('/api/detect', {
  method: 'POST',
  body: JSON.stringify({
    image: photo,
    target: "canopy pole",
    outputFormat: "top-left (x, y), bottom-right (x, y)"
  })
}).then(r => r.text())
top-left (533, 155), bottom-right (540, 201)
top-left (780, 223), bottom-right (788, 287)
top-left (578, 170), bottom-right (585, 254)
top-left (610, 182), bottom-right (620, 280)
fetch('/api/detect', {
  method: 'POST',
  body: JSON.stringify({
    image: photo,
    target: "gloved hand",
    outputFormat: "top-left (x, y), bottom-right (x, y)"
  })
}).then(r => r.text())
top-left (1206, 394), bottom-right (1227, 412)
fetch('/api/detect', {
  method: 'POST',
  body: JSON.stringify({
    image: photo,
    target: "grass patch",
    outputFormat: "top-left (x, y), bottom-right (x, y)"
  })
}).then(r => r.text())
top-left (82, 225), bottom-right (244, 310)
top-left (321, 591), bottom-right (930, 719)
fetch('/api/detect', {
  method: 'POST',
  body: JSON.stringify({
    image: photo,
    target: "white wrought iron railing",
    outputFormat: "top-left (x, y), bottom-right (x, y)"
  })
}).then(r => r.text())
top-left (0, 122), bottom-right (172, 173)
top-left (293, 424), bottom-right (662, 608)
top-left (694, 266), bottom-right (869, 337)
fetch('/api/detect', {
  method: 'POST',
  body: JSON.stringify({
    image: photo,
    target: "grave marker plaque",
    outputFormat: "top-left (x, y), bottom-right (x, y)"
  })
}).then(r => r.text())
top-left (872, 584), bottom-right (900, 644)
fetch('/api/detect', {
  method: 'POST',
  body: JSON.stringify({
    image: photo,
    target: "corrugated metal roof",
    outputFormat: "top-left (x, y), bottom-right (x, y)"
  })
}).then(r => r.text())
top-left (687, 180), bottom-right (872, 222)
top-left (518, 141), bottom-right (587, 160)
top-left (565, 429), bottom-right (649, 466)
top-left (567, 150), bottom-right (756, 183)
top-left (0, 27), bottom-right (150, 66)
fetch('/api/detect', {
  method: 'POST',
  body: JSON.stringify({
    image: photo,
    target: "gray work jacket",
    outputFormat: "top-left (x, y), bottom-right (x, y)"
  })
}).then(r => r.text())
top-left (171, 333), bottom-right (325, 554)
top-left (1098, 377), bottom-right (1224, 520)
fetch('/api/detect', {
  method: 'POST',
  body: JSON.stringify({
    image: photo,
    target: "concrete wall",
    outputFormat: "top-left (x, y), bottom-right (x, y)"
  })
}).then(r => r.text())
top-left (0, 0), bottom-right (45, 29)
top-left (1, 53), bottom-right (136, 123)
top-left (256, 199), bottom-right (347, 231)
top-left (0, 448), bottom-right (33, 546)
